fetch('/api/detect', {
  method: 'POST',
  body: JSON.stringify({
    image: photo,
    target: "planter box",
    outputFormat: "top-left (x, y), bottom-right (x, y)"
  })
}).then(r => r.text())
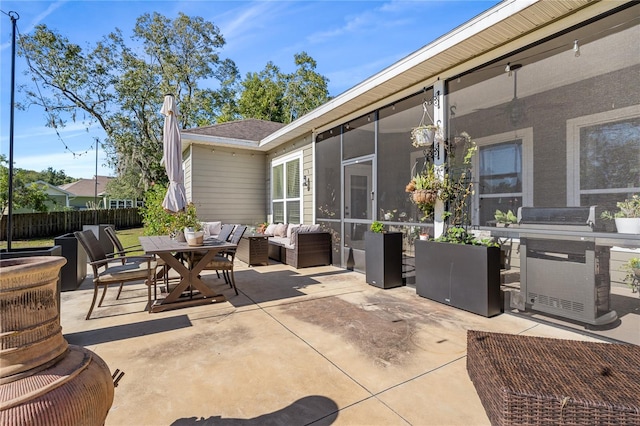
top-left (365, 231), bottom-right (403, 289)
top-left (415, 240), bottom-right (501, 317)
top-left (54, 233), bottom-right (87, 291)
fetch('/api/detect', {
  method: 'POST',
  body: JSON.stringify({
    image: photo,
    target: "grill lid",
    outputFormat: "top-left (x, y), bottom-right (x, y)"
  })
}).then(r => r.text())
top-left (517, 206), bottom-right (599, 229)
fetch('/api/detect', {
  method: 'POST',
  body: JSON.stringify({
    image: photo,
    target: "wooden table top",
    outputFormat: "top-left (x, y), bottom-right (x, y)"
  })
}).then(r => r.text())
top-left (139, 235), bottom-right (236, 254)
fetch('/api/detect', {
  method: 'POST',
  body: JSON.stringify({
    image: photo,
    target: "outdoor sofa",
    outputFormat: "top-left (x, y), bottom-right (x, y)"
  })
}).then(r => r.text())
top-left (265, 223), bottom-right (332, 269)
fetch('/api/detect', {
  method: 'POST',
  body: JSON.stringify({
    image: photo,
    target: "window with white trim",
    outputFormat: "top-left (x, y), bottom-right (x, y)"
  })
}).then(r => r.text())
top-left (271, 153), bottom-right (302, 223)
top-left (473, 128), bottom-right (533, 226)
top-left (567, 105), bottom-right (640, 209)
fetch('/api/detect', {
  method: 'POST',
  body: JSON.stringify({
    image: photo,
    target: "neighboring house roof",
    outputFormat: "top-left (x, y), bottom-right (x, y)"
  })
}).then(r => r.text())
top-left (34, 180), bottom-right (74, 197)
top-left (182, 119), bottom-right (285, 151)
top-left (59, 176), bottom-right (113, 197)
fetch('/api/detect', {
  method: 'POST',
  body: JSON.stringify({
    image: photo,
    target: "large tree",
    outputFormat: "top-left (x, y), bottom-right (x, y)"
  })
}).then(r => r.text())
top-left (0, 156), bottom-right (49, 213)
top-left (18, 12), bottom-right (238, 197)
top-left (237, 52), bottom-right (330, 124)
top-left (19, 15), bottom-right (330, 198)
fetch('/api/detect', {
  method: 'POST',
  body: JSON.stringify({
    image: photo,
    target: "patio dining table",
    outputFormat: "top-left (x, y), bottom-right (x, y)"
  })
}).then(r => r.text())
top-left (139, 235), bottom-right (237, 313)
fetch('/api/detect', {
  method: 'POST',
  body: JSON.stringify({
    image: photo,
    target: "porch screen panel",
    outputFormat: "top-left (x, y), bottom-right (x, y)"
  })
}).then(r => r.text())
top-left (343, 115), bottom-right (375, 160)
top-left (378, 91), bottom-right (432, 224)
top-left (446, 4), bottom-right (639, 226)
top-left (316, 127), bottom-right (341, 219)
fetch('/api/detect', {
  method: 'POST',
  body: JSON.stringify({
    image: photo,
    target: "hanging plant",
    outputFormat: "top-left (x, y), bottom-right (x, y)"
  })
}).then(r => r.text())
top-left (411, 101), bottom-right (439, 148)
top-left (411, 124), bottom-right (438, 148)
top-left (405, 164), bottom-right (447, 219)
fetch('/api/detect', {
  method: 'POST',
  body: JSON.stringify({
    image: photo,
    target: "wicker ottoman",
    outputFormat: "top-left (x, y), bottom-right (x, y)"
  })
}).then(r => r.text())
top-left (466, 330), bottom-right (640, 425)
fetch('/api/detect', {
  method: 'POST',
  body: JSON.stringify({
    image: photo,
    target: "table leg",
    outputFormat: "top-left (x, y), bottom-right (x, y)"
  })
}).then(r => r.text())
top-left (150, 249), bottom-right (225, 312)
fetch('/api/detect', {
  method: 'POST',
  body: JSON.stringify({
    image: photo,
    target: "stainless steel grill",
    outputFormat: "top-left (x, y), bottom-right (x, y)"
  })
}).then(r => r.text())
top-left (514, 206), bottom-right (617, 325)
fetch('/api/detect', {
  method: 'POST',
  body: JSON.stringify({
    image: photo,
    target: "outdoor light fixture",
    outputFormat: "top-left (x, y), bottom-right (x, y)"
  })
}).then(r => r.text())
top-left (573, 39), bottom-right (580, 57)
top-left (303, 175), bottom-right (310, 190)
top-left (505, 62), bottom-right (512, 76)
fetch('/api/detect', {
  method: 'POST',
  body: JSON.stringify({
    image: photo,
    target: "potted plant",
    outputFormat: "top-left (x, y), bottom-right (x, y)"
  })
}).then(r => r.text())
top-left (411, 133), bottom-right (501, 317)
top-left (601, 194), bottom-right (640, 234)
top-left (621, 257), bottom-right (640, 293)
top-left (411, 124), bottom-right (439, 147)
top-left (365, 221), bottom-right (403, 289)
top-left (169, 203), bottom-right (202, 242)
top-left (494, 209), bottom-right (518, 227)
top-left (405, 164), bottom-right (444, 220)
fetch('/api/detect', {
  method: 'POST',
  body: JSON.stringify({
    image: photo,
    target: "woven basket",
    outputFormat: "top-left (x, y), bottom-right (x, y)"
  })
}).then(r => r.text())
top-left (412, 189), bottom-right (437, 205)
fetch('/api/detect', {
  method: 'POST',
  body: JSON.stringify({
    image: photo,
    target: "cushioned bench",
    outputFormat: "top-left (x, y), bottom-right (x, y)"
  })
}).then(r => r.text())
top-left (466, 330), bottom-right (640, 426)
top-left (266, 223), bottom-right (332, 269)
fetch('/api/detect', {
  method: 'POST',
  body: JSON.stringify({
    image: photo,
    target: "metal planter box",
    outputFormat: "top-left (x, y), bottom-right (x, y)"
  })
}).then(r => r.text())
top-left (415, 240), bottom-right (501, 317)
top-left (365, 231), bottom-right (403, 289)
top-left (54, 233), bottom-right (87, 291)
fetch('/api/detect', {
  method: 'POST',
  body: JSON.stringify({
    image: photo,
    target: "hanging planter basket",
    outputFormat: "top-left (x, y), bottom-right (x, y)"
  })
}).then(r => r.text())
top-left (412, 189), bottom-right (438, 205)
top-left (411, 126), bottom-right (437, 147)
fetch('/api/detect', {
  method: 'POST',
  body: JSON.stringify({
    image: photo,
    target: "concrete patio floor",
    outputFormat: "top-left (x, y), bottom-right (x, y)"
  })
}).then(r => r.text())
top-left (60, 261), bottom-right (606, 426)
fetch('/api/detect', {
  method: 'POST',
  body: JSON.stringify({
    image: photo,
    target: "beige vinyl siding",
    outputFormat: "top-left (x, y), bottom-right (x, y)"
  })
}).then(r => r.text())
top-left (183, 145), bottom-right (193, 202)
top-left (302, 144), bottom-right (313, 223)
top-left (189, 145), bottom-right (267, 224)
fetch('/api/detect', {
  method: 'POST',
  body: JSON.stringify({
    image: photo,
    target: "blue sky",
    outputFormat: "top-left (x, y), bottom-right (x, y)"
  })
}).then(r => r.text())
top-left (1, 0), bottom-right (498, 179)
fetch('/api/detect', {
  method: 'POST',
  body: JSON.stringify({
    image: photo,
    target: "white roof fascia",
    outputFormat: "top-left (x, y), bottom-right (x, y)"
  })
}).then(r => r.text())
top-left (259, 0), bottom-right (538, 148)
top-left (181, 133), bottom-right (265, 151)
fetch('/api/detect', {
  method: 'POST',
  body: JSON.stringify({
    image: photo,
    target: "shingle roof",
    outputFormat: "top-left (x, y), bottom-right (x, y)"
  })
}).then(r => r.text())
top-left (181, 118), bottom-right (285, 141)
top-left (59, 176), bottom-right (113, 197)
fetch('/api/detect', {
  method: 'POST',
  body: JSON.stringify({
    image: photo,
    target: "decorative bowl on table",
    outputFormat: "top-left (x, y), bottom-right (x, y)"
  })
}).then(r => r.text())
top-left (185, 230), bottom-right (205, 246)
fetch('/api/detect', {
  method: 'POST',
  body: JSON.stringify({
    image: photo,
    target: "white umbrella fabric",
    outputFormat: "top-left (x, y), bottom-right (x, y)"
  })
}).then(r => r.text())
top-left (160, 94), bottom-right (188, 213)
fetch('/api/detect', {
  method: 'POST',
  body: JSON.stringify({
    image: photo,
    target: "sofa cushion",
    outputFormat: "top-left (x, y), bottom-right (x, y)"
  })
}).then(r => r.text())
top-left (287, 224), bottom-right (300, 239)
top-left (269, 236), bottom-right (293, 249)
top-left (265, 224), bottom-right (277, 236)
top-left (274, 223), bottom-right (288, 237)
top-left (202, 221), bottom-right (222, 238)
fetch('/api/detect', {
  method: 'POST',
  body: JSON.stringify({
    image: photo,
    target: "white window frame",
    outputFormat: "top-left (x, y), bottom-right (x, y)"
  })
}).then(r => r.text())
top-left (472, 128), bottom-right (534, 226)
top-left (566, 104), bottom-right (640, 206)
top-left (271, 151), bottom-right (303, 223)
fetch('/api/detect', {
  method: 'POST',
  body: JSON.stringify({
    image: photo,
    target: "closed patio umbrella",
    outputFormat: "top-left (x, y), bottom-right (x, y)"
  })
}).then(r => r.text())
top-left (160, 94), bottom-right (187, 213)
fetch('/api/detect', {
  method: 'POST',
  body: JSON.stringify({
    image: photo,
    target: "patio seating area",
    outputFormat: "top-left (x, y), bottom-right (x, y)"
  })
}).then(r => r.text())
top-left (58, 257), bottom-right (619, 426)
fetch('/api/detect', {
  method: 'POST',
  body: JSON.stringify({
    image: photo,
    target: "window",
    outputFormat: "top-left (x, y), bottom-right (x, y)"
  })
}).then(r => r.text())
top-left (272, 153), bottom-right (302, 223)
top-left (473, 129), bottom-right (533, 226)
top-left (567, 106), bottom-right (640, 208)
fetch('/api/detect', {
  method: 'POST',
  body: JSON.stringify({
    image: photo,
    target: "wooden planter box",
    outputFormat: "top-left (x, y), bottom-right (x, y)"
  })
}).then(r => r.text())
top-left (365, 231), bottom-right (403, 289)
top-left (415, 240), bottom-right (501, 317)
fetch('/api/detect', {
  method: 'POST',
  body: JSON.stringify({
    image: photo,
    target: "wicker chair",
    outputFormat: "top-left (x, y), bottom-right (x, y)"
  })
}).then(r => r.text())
top-left (75, 230), bottom-right (158, 319)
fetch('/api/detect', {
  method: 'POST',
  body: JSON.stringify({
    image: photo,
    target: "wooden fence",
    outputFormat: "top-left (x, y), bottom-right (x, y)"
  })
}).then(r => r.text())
top-left (1, 208), bottom-right (143, 240)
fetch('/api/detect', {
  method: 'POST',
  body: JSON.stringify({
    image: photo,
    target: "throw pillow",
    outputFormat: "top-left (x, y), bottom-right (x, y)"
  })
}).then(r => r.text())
top-left (275, 223), bottom-right (288, 238)
top-left (265, 224), bottom-right (277, 235)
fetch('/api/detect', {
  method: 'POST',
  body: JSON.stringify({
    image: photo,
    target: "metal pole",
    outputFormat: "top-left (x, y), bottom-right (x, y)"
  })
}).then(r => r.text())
top-left (94, 138), bottom-right (98, 225)
top-left (6, 11), bottom-right (19, 251)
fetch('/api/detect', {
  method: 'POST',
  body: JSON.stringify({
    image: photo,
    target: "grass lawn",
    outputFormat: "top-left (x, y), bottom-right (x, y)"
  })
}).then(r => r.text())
top-left (1, 227), bottom-right (145, 253)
